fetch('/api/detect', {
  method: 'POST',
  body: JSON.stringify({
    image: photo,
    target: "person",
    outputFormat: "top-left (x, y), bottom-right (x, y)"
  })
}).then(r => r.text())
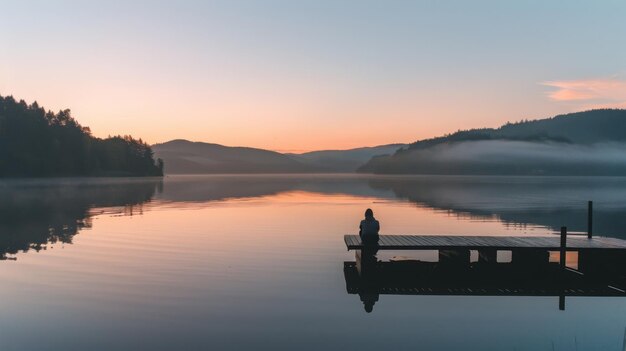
top-left (359, 208), bottom-right (380, 246)
top-left (358, 208), bottom-right (380, 280)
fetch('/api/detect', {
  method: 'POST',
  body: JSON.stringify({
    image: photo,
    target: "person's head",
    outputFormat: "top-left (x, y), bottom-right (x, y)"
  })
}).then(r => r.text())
top-left (364, 208), bottom-right (374, 219)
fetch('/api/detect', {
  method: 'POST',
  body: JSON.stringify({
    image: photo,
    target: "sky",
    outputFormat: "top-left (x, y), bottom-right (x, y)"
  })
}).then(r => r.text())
top-left (1, 0), bottom-right (626, 152)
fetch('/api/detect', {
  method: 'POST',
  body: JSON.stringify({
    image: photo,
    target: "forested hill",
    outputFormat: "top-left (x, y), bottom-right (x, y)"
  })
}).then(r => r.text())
top-left (0, 95), bottom-right (163, 177)
top-left (359, 109), bottom-right (626, 175)
top-left (404, 109), bottom-right (626, 151)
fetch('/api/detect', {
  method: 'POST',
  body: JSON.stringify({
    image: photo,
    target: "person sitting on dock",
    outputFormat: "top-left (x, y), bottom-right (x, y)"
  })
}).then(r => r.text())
top-left (359, 208), bottom-right (380, 246)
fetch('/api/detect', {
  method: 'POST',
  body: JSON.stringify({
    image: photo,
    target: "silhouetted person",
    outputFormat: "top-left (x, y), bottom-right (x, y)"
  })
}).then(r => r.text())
top-left (359, 208), bottom-right (380, 246)
top-left (359, 291), bottom-right (379, 313)
top-left (358, 209), bottom-right (380, 275)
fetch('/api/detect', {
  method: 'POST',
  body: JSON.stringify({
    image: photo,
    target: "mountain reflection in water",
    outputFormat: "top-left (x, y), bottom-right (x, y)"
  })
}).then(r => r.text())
top-left (156, 175), bottom-right (626, 237)
top-left (2, 174), bottom-right (626, 260)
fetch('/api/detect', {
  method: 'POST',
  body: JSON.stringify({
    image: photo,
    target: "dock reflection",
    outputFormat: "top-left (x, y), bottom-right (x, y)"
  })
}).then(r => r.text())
top-left (344, 255), bottom-right (626, 313)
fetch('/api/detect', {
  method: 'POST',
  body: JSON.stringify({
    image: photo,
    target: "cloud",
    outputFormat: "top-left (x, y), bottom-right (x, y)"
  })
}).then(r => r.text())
top-left (542, 76), bottom-right (626, 108)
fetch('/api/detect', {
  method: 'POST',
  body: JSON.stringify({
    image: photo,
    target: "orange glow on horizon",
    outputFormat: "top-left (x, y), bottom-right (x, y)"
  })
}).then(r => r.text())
top-left (1, 88), bottom-right (482, 152)
top-left (7, 76), bottom-right (626, 153)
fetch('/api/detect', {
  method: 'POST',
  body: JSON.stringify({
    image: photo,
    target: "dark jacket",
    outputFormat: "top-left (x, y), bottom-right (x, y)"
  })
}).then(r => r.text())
top-left (359, 218), bottom-right (380, 243)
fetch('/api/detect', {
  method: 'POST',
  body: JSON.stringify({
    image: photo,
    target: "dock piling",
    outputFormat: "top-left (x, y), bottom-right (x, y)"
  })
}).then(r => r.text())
top-left (587, 201), bottom-right (593, 239)
top-left (559, 227), bottom-right (568, 311)
top-left (560, 227), bottom-right (567, 270)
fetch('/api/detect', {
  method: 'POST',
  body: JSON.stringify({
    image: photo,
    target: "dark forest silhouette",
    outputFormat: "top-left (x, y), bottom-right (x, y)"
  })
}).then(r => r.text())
top-left (0, 95), bottom-right (163, 177)
top-left (406, 109), bottom-right (626, 150)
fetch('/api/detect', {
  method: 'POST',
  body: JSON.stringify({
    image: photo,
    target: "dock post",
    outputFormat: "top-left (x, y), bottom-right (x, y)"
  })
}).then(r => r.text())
top-left (559, 227), bottom-right (567, 311)
top-left (587, 201), bottom-right (593, 239)
top-left (560, 227), bottom-right (567, 270)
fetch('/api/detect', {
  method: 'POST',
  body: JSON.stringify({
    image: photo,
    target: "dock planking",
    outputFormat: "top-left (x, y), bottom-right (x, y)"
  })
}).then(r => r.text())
top-left (344, 235), bottom-right (626, 251)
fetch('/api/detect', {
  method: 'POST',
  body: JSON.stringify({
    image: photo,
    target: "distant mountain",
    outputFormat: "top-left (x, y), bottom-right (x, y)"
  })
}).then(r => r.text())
top-left (287, 144), bottom-right (406, 172)
top-left (359, 109), bottom-right (626, 175)
top-left (153, 140), bottom-right (406, 174)
top-left (152, 140), bottom-right (318, 174)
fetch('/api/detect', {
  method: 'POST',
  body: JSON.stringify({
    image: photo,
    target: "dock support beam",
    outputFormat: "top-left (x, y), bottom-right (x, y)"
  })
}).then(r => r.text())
top-left (478, 249), bottom-right (497, 264)
top-left (512, 249), bottom-right (549, 267)
top-left (587, 201), bottom-right (593, 239)
top-left (438, 249), bottom-right (470, 268)
top-left (579, 250), bottom-right (626, 277)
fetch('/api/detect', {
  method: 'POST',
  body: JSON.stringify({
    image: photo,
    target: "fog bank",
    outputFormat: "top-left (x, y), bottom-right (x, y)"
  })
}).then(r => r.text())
top-left (360, 141), bottom-right (626, 175)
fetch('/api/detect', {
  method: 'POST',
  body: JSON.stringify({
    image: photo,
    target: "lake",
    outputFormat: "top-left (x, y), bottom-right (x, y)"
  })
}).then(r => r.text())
top-left (1, 174), bottom-right (626, 351)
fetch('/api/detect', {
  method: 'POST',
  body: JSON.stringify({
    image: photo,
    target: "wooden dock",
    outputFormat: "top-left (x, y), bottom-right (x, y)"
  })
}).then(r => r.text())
top-left (345, 233), bottom-right (626, 281)
top-left (344, 235), bottom-right (626, 251)
top-left (342, 205), bottom-right (626, 312)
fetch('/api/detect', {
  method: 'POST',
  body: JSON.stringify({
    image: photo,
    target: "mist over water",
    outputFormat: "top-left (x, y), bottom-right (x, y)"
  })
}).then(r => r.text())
top-left (1, 175), bottom-right (626, 350)
top-left (432, 141), bottom-right (626, 163)
top-left (366, 141), bottom-right (626, 175)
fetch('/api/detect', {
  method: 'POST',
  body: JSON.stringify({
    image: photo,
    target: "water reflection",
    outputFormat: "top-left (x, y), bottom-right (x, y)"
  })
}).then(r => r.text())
top-left (154, 174), bottom-right (391, 203)
top-left (344, 257), bottom-right (626, 313)
top-left (1, 175), bottom-right (626, 350)
top-left (2, 175), bottom-right (626, 260)
top-left (0, 178), bottom-right (161, 259)
top-left (369, 176), bottom-right (626, 238)
top-left (156, 175), bottom-right (626, 237)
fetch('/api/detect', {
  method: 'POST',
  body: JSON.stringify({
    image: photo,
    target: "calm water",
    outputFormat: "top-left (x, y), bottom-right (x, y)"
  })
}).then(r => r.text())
top-left (1, 175), bottom-right (626, 351)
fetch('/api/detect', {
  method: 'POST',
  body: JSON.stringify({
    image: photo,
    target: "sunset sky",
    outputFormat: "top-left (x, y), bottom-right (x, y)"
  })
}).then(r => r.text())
top-left (2, 1), bottom-right (626, 152)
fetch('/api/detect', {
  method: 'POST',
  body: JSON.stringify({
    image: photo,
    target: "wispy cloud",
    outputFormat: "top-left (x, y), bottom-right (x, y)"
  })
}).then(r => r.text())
top-left (542, 76), bottom-right (626, 109)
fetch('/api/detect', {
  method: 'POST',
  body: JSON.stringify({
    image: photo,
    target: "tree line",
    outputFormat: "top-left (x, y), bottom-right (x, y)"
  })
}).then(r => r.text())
top-left (401, 109), bottom-right (626, 153)
top-left (0, 95), bottom-right (163, 177)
